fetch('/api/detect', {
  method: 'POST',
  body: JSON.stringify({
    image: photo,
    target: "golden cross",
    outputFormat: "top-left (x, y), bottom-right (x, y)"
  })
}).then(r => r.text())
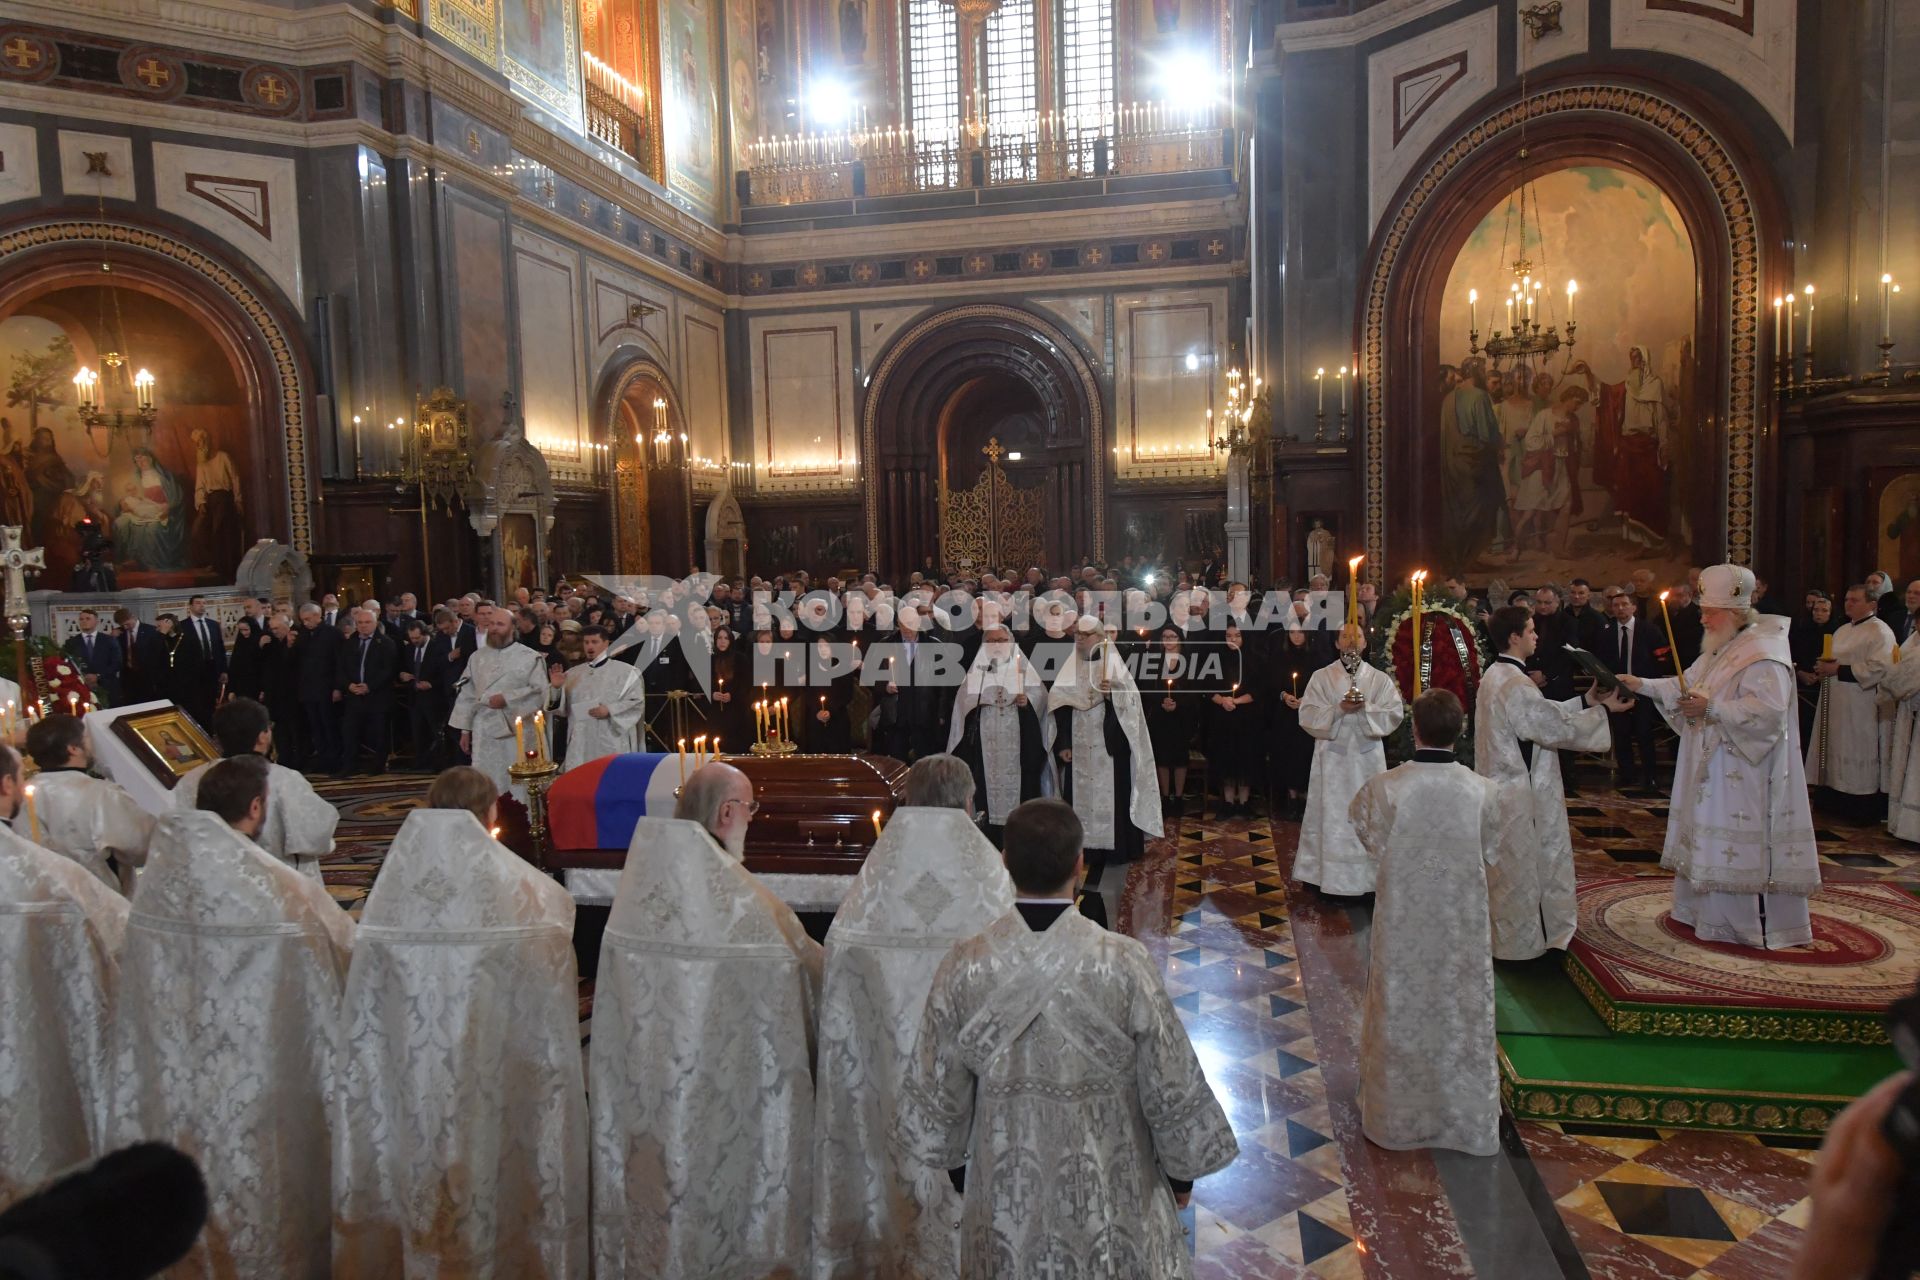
top-left (3, 38), bottom-right (40, 69)
top-left (254, 73), bottom-right (288, 105)
top-left (135, 58), bottom-right (171, 88)
top-left (981, 438), bottom-right (1004, 465)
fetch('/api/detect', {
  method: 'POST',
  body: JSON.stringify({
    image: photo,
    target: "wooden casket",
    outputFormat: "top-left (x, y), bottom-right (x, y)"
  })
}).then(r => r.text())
top-left (538, 752), bottom-right (909, 913)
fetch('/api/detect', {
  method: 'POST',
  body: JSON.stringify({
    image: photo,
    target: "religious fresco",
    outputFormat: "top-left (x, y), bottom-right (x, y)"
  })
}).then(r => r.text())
top-left (662, 0), bottom-right (722, 213)
top-left (501, 511), bottom-right (542, 594)
top-left (503, 0), bottom-right (583, 124)
top-left (1876, 471), bottom-right (1920, 589)
top-left (726, 0), bottom-right (762, 178)
top-left (1434, 164), bottom-right (1699, 586)
top-left (0, 287), bottom-right (258, 589)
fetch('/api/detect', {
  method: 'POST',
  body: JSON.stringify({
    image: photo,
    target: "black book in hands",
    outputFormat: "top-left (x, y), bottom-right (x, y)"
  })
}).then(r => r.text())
top-left (1562, 645), bottom-right (1623, 694)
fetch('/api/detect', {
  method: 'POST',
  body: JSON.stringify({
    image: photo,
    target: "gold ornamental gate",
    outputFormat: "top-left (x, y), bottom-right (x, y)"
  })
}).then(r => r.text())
top-left (939, 438), bottom-right (1045, 571)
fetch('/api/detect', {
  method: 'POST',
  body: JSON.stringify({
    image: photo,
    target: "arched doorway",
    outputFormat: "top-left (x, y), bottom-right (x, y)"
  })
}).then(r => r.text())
top-left (1360, 81), bottom-right (1778, 581)
top-left (0, 218), bottom-right (311, 586)
top-left (594, 357), bottom-right (689, 574)
top-left (862, 305), bottom-right (1106, 576)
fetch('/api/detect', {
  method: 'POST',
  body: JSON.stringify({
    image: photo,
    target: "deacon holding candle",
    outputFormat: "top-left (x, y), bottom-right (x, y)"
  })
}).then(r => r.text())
top-left (451, 604), bottom-right (550, 800)
top-left (1617, 566), bottom-right (1821, 949)
top-left (1801, 581), bottom-right (1896, 821)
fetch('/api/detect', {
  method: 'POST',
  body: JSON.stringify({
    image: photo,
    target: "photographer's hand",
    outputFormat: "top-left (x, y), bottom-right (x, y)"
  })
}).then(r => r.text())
top-left (1790, 1071), bottom-right (1911, 1280)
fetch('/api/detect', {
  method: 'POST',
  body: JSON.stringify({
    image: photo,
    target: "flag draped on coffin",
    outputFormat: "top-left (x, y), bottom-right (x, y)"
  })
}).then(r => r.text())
top-left (547, 754), bottom-right (685, 852)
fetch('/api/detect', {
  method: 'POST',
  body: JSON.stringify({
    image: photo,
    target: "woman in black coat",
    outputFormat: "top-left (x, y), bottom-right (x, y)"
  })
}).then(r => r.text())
top-left (1143, 626), bottom-right (1203, 819)
top-left (1202, 623), bottom-right (1262, 819)
top-left (1267, 624), bottom-right (1320, 819)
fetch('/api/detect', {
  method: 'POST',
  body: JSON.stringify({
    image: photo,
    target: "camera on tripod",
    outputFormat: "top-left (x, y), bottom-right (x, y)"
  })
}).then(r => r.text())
top-left (69, 518), bottom-right (116, 593)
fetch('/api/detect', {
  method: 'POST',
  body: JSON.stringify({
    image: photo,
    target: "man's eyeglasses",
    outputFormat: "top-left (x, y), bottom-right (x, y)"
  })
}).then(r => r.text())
top-left (724, 797), bottom-right (760, 817)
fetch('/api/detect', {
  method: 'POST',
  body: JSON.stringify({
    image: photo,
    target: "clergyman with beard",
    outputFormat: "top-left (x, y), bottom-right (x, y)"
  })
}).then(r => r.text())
top-left (449, 605), bottom-right (550, 798)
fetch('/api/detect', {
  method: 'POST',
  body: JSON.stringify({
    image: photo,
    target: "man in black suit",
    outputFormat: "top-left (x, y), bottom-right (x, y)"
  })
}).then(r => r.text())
top-left (1564, 578), bottom-right (1607, 651)
top-left (873, 609), bottom-right (958, 763)
top-left (296, 602), bottom-right (344, 773)
top-left (398, 617), bottom-right (451, 771)
top-left (260, 612), bottom-right (305, 771)
top-left (335, 606), bottom-right (398, 777)
top-left (63, 607), bottom-right (122, 705)
top-left (1891, 578), bottom-right (1920, 647)
top-left (1601, 586), bottom-right (1663, 790)
top-left (112, 607), bottom-right (166, 704)
top-left (179, 595), bottom-right (227, 727)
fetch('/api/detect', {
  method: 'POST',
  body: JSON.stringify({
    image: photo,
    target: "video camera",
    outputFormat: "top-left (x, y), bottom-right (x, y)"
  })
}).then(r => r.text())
top-left (69, 518), bottom-right (115, 593)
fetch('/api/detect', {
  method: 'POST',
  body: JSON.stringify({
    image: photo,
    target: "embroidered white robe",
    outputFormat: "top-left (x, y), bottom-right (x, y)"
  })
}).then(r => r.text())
top-left (173, 758), bottom-right (337, 880)
top-left (449, 642), bottom-right (550, 798)
top-left (1474, 659), bottom-right (1611, 959)
top-left (334, 809), bottom-right (588, 1278)
top-left (559, 656), bottom-right (647, 772)
top-left (947, 643), bottom-right (1053, 823)
top-left (590, 818), bottom-right (823, 1279)
top-left (810, 807), bottom-right (1015, 1280)
top-left (1349, 760), bottom-right (1502, 1155)
top-left (1871, 636), bottom-right (1920, 840)
top-left (1048, 644), bottom-right (1162, 850)
top-left (1638, 616), bottom-right (1821, 949)
top-left (15, 768), bottom-right (154, 893)
top-left (106, 811), bottom-right (354, 1280)
top-left (0, 824), bottom-right (128, 1203)
top-left (897, 908), bottom-right (1237, 1279)
top-left (1294, 661), bottom-right (1404, 894)
top-left (1806, 616), bottom-right (1895, 795)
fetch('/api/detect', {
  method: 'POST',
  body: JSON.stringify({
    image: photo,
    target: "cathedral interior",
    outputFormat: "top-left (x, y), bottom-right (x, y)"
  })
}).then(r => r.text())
top-left (3, 0), bottom-right (1920, 1276)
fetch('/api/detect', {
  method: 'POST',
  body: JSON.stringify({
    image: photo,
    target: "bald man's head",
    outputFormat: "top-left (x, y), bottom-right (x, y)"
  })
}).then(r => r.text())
top-left (675, 761), bottom-right (756, 860)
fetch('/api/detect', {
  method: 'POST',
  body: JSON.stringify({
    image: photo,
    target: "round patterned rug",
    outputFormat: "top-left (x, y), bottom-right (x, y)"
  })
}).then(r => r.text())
top-left (1569, 876), bottom-right (1920, 1013)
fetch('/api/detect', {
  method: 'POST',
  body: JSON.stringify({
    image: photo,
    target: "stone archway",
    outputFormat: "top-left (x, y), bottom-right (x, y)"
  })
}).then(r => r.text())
top-left (0, 216), bottom-right (315, 570)
top-left (1360, 82), bottom-right (1774, 580)
top-left (861, 304), bottom-right (1107, 576)
top-left (592, 355), bottom-right (688, 573)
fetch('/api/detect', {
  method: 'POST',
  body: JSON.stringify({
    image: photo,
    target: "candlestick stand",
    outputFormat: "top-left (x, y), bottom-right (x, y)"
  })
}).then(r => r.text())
top-left (508, 754), bottom-right (561, 867)
top-left (1314, 409), bottom-right (1326, 443)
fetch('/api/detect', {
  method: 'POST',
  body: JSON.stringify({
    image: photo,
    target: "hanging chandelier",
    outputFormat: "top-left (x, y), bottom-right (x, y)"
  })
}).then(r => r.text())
top-left (70, 265), bottom-right (159, 436)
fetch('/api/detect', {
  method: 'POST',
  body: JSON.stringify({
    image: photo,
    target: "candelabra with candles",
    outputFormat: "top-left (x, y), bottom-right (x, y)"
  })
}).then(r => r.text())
top-left (1210, 366), bottom-right (1262, 458)
top-left (750, 692), bottom-right (797, 756)
top-left (508, 711), bottom-right (561, 866)
top-left (1771, 277), bottom-right (1911, 397)
top-left (1467, 273), bottom-right (1577, 368)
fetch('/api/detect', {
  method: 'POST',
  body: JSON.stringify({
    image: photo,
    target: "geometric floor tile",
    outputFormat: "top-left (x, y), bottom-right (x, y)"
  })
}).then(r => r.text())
top-left (1594, 1180), bottom-right (1736, 1241)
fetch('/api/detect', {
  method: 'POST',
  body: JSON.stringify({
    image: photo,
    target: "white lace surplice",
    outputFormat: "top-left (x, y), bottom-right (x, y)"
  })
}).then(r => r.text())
top-left (1474, 661), bottom-right (1611, 959)
top-left (106, 811), bottom-right (353, 1280)
top-left (561, 657), bottom-right (646, 771)
top-left (0, 825), bottom-right (128, 1203)
top-left (1049, 645), bottom-right (1162, 848)
top-left (1806, 617), bottom-right (1895, 795)
top-left (897, 909), bottom-right (1238, 1280)
top-left (334, 809), bottom-right (589, 1278)
top-left (1349, 762), bottom-right (1502, 1155)
top-left (174, 758), bottom-right (338, 880)
top-left (14, 768), bottom-right (154, 892)
top-left (1294, 661), bottom-right (1404, 894)
top-left (1639, 617), bottom-right (1821, 948)
top-left (1873, 637), bottom-right (1920, 839)
top-left (450, 642), bottom-right (550, 796)
top-left (810, 807), bottom-right (1015, 1280)
top-left (590, 818), bottom-right (823, 1279)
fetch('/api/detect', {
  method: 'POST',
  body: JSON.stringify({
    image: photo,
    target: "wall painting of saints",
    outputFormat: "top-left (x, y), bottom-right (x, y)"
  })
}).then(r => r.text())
top-left (1434, 164), bottom-right (1701, 586)
top-left (504, 0), bottom-right (583, 125)
top-left (662, 0), bottom-right (722, 214)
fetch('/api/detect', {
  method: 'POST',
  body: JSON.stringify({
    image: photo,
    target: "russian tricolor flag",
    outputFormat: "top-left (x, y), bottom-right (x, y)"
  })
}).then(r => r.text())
top-left (546, 753), bottom-right (683, 851)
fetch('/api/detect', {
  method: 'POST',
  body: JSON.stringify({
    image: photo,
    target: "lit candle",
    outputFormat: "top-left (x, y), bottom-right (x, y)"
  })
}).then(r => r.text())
top-left (1821, 632), bottom-right (1834, 662)
top-left (1657, 591), bottom-right (1688, 692)
top-left (1773, 296), bottom-right (1784, 363)
top-left (1804, 283), bottom-right (1815, 351)
top-left (754, 700), bottom-right (764, 742)
top-left (1505, 296), bottom-right (1514, 331)
top-left (1292, 670), bottom-right (1299, 696)
top-left (534, 710), bottom-right (546, 760)
top-left (1315, 367), bottom-right (1324, 413)
top-left (67, 692), bottom-right (78, 716)
top-left (23, 783), bottom-right (36, 843)
top-left (1468, 288), bottom-right (1478, 333)
top-left (1347, 555), bottom-right (1364, 626)
top-left (1883, 272), bottom-right (1895, 343)
top-left (1785, 290), bottom-right (1797, 361)
top-left (1410, 570), bottom-right (1426, 696)
top-left (1338, 365), bottom-right (1349, 414)
top-left (780, 697), bottom-right (790, 741)
top-left (489, 825), bottom-right (502, 840)
top-left (871, 808), bottom-right (883, 840)
top-left (1566, 279), bottom-right (1577, 325)
top-left (678, 737), bottom-right (687, 784)
top-left (514, 715), bottom-right (526, 758)
top-left (694, 733), bottom-right (708, 765)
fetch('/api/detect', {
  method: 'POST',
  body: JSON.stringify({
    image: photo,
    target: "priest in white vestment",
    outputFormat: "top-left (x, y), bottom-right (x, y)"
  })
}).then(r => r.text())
top-left (1871, 619), bottom-right (1920, 841)
top-left (106, 759), bottom-right (354, 1279)
top-left (172, 697), bottom-right (337, 880)
top-left (947, 625), bottom-right (1052, 837)
top-left (1475, 606), bottom-right (1624, 959)
top-left (898, 797), bottom-right (1237, 1278)
top-left (1048, 616), bottom-right (1161, 861)
top-left (451, 606), bottom-right (551, 797)
top-left (1805, 584), bottom-right (1896, 818)
top-left (811, 756), bottom-right (1015, 1279)
top-left (1621, 566), bottom-right (1822, 948)
top-left (335, 773), bottom-right (588, 1278)
top-left (559, 624), bottom-right (646, 771)
top-left (1350, 690), bottom-right (1503, 1155)
top-left (590, 764), bottom-right (823, 1279)
top-left (1295, 624), bottom-right (1406, 895)
top-left (18, 712), bottom-right (154, 893)
top-left (0, 744), bottom-right (129, 1203)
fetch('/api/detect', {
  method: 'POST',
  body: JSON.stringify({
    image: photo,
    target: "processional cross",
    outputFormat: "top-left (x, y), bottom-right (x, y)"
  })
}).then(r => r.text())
top-left (0, 527), bottom-right (44, 625)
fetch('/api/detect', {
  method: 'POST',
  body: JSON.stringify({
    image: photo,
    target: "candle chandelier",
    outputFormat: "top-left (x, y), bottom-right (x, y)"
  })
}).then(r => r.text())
top-left (70, 268), bottom-right (159, 438)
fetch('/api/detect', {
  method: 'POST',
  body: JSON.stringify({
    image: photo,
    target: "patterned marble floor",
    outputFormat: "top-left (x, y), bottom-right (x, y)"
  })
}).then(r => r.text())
top-left (309, 764), bottom-right (1914, 1279)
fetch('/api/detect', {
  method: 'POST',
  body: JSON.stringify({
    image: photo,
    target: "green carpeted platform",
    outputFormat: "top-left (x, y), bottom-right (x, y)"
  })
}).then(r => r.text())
top-left (1495, 958), bottom-right (1901, 1138)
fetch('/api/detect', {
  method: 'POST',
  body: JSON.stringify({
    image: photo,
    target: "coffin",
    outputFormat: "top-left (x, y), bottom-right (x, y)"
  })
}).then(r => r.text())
top-left (542, 751), bottom-right (909, 877)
